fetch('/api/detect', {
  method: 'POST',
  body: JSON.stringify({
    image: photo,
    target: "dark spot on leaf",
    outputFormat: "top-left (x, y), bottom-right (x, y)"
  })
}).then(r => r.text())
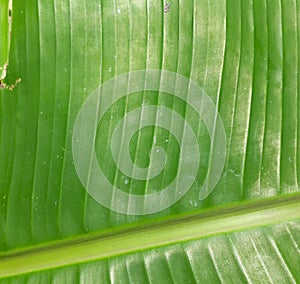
top-left (164, 2), bottom-right (170, 13)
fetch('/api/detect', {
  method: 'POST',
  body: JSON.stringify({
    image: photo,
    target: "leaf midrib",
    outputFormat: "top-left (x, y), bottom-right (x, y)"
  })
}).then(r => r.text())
top-left (0, 193), bottom-right (300, 278)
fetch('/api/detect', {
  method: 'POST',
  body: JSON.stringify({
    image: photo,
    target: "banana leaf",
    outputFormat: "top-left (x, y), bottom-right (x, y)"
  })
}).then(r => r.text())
top-left (0, 0), bottom-right (299, 282)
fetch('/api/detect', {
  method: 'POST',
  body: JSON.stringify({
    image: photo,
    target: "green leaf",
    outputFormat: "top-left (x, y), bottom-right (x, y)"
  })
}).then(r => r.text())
top-left (0, 0), bottom-right (299, 282)
top-left (0, 0), bottom-right (9, 80)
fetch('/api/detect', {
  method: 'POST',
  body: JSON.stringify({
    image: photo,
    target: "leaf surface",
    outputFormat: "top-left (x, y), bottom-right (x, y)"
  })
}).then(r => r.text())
top-left (0, 0), bottom-right (299, 282)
